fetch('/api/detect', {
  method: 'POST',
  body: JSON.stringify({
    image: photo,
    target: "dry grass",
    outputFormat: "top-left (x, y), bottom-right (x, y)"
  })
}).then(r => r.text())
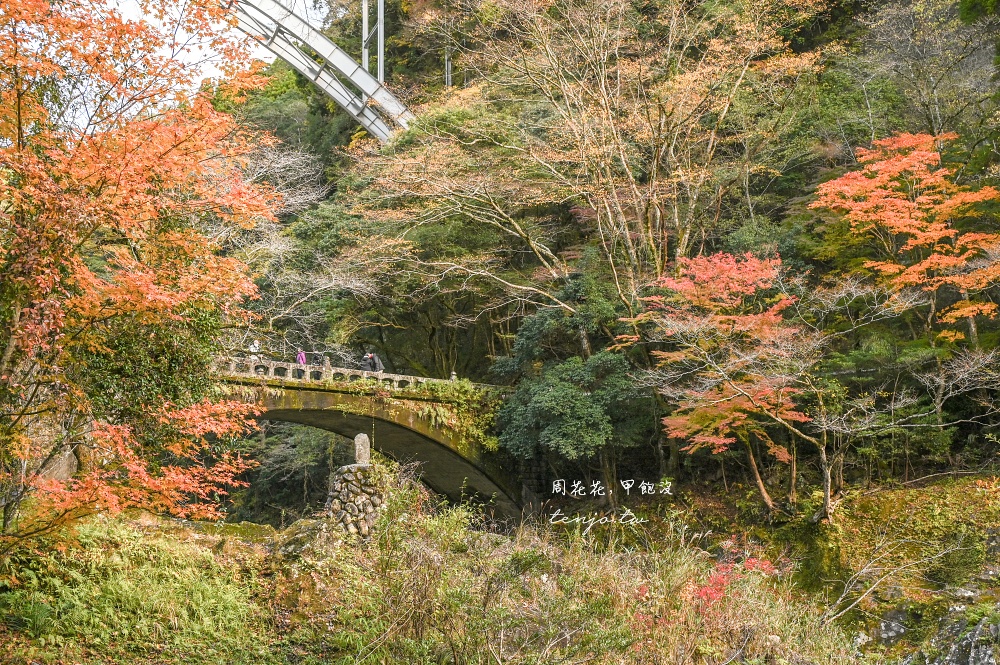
top-left (0, 462), bottom-right (862, 664)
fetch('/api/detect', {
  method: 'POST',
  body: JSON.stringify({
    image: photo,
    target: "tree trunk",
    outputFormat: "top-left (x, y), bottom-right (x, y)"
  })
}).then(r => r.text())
top-left (833, 448), bottom-right (844, 496)
top-left (787, 437), bottom-right (797, 505)
top-left (2, 495), bottom-right (17, 533)
top-left (578, 326), bottom-right (592, 359)
top-left (740, 433), bottom-right (776, 512)
top-left (811, 390), bottom-right (836, 522)
top-left (962, 290), bottom-right (980, 349)
top-left (654, 433), bottom-right (667, 478)
top-left (666, 438), bottom-right (680, 476)
top-left (599, 449), bottom-right (617, 509)
top-left (813, 440), bottom-right (834, 523)
top-left (649, 391), bottom-right (679, 478)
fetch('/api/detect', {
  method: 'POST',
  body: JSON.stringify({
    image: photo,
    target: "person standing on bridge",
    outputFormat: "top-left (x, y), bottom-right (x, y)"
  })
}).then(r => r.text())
top-left (296, 348), bottom-right (307, 365)
top-left (362, 352), bottom-right (384, 372)
top-left (248, 339), bottom-right (261, 363)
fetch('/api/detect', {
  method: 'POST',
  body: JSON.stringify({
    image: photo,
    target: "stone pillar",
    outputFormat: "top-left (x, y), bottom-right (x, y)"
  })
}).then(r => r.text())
top-left (324, 464), bottom-right (382, 537)
top-left (354, 432), bottom-right (371, 465)
top-left (320, 434), bottom-right (380, 537)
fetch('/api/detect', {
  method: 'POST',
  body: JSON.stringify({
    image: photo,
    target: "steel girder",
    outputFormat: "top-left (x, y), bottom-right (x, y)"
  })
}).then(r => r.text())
top-left (229, 0), bottom-right (413, 143)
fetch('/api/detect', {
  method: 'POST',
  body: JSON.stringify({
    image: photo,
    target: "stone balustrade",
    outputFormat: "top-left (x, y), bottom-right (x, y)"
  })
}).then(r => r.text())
top-left (213, 356), bottom-right (440, 390)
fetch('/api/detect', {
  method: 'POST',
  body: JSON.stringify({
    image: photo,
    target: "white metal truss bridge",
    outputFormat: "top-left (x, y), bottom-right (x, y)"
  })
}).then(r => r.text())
top-left (226, 0), bottom-right (413, 143)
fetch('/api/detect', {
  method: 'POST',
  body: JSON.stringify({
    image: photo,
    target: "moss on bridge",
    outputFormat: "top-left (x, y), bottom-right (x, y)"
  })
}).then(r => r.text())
top-left (219, 375), bottom-right (520, 518)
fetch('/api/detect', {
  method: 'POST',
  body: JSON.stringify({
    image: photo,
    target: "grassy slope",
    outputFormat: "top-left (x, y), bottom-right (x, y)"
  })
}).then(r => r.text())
top-left (0, 465), bottom-right (857, 665)
top-left (674, 474), bottom-right (1000, 660)
top-left (775, 477), bottom-right (1000, 660)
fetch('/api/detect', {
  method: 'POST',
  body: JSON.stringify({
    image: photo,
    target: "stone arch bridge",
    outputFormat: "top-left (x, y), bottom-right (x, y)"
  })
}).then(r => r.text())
top-left (214, 357), bottom-right (525, 518)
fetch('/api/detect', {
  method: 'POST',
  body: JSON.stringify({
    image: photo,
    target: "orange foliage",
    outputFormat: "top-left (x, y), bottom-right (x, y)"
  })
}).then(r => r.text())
top-left (0, 0), bottom-right (274, 541)
top-left (632, 254), bottom-right (809, 459)
top-left (34, 401), bottom-right (257, 521)
top-left (811, 133), bottom-right (1000, 331)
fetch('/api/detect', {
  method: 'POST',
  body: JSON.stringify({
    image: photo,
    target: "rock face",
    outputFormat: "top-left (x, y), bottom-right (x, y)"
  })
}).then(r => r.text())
top-left (323, 463), bottom-right (382, 538)
top-left (277, 518), bottom-right (340, 558)
top-left (881, 607), bottom-right (910, 645)
top-left (987, 529), bottom-right (1000, 559)
top-left (900, 614), bottom-right (1000, 665)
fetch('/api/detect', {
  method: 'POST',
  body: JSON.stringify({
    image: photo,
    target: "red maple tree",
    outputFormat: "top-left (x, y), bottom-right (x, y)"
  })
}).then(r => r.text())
top-left (630, 252), bottom-right (903, 518)
top-left (630, 253), bottom-right (814, 512)
top-left (0, 0), bottom-right (274, 545)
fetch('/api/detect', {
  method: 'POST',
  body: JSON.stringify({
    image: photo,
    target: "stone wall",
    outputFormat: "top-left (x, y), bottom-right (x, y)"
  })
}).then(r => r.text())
top-left (324, 463), bottom-right (382, 537)
top-left (518, 455), bottom-right (548, 513)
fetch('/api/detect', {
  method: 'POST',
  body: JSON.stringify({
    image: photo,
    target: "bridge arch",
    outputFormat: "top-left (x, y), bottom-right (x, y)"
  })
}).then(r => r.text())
top-left (217, 360), bottom-right (522, 518)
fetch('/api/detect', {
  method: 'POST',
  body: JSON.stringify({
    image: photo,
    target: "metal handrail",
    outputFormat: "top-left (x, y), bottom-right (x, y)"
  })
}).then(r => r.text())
top-left (226, 0), bottom-right (413, 143)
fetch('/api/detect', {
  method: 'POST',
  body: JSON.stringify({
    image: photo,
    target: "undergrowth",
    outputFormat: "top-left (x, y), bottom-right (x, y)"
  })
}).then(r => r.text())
top-left (0, 461), bottom-right (862, 664)
top-left (0, 516), bottom-right (277, 664)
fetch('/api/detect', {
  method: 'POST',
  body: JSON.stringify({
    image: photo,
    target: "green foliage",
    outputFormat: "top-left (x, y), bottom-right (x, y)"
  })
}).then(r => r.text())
top-left (963, 601), bottom-right (1000, 626)
top-left (925, 528), bottom-right (986, 586)
top-left (230, 423), bottom-right (350, 527)
top-left (960, 0), bottom-right (1000, 20)
top-left (811, 65), bottom-right (908, 157)
top-left (70, 308), bottom-right (221, 435)
top-left (497, 351), bottom-right (652, 460)
top-left (238, 61), bottom-right (356, 176)
top-left (0, 518), bottom-right (277, 664)
top-left (803, 479), bottom-right (1000, 598)
top-left (489, 267), bottom-right (658, 478)
top-left (407, 378), bottom-right (502, 451)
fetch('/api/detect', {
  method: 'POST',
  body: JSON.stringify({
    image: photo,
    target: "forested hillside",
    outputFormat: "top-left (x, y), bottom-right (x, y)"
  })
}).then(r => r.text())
top-left (3, 0), bottom-right (1000, 662)
top-left (232, 0), bottom-right (1000, 517)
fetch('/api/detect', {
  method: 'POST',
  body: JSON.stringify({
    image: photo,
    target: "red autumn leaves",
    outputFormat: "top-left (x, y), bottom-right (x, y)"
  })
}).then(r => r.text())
top-left (1, 0), bottom-right (274, 537)
top-left (634, 132), bottom-right (1000, 510)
